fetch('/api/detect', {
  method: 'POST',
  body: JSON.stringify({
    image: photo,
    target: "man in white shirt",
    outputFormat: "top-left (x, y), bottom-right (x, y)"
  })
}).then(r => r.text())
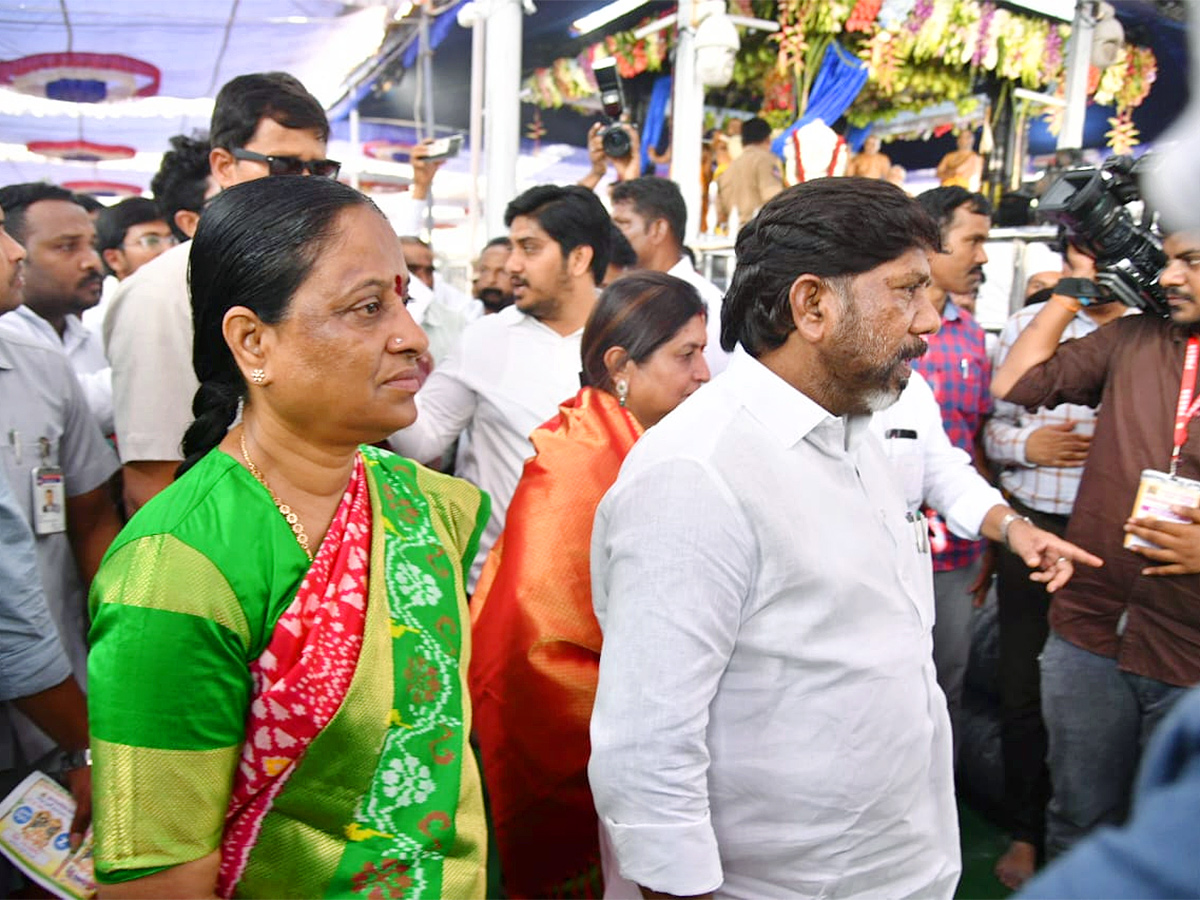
top-left (611, 176), bottom-right (729, 374)
top-left (389, 184), bottom-right (611, 591)
top-left (104, 72), bottom-right (333, 514)
top-left (0, 184), bottom-right (111, 434)
top-left (588, 178), bottom-right (1098, 899)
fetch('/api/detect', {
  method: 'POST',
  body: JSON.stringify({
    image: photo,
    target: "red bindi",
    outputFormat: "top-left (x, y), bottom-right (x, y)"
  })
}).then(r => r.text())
top-left (396, 274), bottom-right (405, 295)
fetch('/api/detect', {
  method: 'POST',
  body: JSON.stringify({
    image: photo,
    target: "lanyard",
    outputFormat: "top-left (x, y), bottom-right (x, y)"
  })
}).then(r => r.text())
top-left (1170, 335), bottom-right (1200, 476)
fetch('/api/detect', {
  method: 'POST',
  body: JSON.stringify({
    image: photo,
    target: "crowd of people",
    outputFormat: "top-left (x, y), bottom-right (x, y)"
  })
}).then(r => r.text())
top-left (1, 67), bottom-right (1200, 900)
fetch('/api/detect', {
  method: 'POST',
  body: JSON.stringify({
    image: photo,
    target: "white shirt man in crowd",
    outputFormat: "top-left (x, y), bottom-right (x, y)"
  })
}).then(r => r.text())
top-left (588, 178), bottom-right (1096, 899)
top-left (388, 184), bottom-right (611, 591)
top-left (0, 201), bottom-right (120, 847)
top-left (0, 202), bottom-right (94, 866)
top-left (104, 71), bottom-right (334, 514)
top-left (610, 176), bottom-right (729, 375)
top-left (0, 185), bottom-right (112, 435)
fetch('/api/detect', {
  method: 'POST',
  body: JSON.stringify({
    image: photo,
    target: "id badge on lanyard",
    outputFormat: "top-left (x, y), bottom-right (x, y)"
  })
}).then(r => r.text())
top-left (31, 435), bottom-right (66, 535)
top-left (1125, 336), bottom-right (1200, 550)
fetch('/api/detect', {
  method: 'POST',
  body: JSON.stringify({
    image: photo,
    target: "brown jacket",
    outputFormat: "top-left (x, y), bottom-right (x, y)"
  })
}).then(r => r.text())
top-left (1007, 314), bottom-right (1200, 687)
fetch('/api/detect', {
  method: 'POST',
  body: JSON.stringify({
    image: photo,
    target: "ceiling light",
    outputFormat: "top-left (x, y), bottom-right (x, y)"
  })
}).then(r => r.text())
top-left (571, 0), bottom-right (651, 36)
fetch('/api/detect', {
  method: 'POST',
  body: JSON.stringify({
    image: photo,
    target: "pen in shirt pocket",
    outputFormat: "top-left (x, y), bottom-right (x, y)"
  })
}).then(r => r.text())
top-left (960, 358), bottom-right (970, 379)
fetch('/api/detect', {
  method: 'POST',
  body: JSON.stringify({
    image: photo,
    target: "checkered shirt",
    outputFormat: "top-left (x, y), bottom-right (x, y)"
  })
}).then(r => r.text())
top-left (911, 300), bottom-right (993, 572)
top-left (983, 301), bottom-right (1112, 516)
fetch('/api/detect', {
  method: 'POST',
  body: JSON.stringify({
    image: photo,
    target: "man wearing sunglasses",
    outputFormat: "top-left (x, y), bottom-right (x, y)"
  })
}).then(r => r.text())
top-left (106, 71), bottom-right (331, 514)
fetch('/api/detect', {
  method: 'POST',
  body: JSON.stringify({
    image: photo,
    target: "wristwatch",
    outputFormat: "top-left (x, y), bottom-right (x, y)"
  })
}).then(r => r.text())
top-left (999, 512), bottom-right (1033, 551)
top-left (63, 748), bottom-right (91, 770)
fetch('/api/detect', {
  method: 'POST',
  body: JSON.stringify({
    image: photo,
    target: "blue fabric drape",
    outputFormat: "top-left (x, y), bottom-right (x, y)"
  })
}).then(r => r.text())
top-left (640, 76), bottom-right (673, 174)
top-left (846, 124), bottom-right (873, 152)
top-left (771, 41), bottom-right (869, 156)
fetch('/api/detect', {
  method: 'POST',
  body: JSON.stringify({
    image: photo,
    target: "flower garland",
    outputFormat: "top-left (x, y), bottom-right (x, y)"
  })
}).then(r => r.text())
top-left (523, 15), bottom-right (674, 110)
top-left (521, 0), bottom-right (1158, 151)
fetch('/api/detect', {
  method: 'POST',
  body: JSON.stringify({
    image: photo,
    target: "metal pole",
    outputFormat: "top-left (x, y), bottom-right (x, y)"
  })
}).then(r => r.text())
top-left (349, 105), bottom-right (361, 191)
top-left (1058, 0), bottom-right (1095, 150)
top-left (419, 3), bottom-right (437, 236)
top-left (468, 7), bottom-right (485, 252)
top-left (670, 0), bottom-right (702, 245)
top-left (484, 0), bottom-right (522, 241)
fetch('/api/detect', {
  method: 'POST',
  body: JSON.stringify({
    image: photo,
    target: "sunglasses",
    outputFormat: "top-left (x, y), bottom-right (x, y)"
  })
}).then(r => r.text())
top-left (231, 148), bottom-right (341, 179)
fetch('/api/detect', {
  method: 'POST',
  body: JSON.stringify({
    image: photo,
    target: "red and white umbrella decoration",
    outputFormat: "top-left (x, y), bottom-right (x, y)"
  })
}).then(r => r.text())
top-left (27, 140), bottom-right (137, 162)
top-left (0, 52), bottom-right (161, 103)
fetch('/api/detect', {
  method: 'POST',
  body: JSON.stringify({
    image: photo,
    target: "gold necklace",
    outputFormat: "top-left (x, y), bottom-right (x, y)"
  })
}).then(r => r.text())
top-left (239, 431), bottom-right (314, 561)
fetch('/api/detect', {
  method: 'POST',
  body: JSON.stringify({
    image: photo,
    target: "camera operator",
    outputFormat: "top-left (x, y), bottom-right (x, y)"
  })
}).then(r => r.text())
top-left (992, 224), bottom-right (1200, 862)
top-left (578, 120), bottom-right (641, 191)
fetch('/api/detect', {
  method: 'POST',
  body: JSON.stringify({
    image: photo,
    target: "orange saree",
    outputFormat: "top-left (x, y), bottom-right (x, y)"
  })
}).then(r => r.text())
top-left (470, 387), bottom-right (643, 898)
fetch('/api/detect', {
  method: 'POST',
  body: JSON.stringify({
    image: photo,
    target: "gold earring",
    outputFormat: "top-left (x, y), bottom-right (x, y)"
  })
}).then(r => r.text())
top-left (250, 368), bottom-right (266, 385)
top-left (615, 379), bottom-right (629, 407)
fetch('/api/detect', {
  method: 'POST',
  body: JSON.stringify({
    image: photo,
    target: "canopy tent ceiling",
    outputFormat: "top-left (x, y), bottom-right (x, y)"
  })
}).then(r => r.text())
top-left (0, 0), bottom-right (392, 189)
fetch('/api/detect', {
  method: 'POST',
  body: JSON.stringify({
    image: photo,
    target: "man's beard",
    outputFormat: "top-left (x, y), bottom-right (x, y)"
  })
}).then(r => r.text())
top-left (821, 305), bottom-right (928, 416)
top-left (478, 287), bottom-right (513, 313)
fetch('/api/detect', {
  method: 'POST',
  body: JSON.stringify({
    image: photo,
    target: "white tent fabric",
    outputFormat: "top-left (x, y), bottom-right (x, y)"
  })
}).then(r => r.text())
top-left (0, 1), bottom-right (389, 190)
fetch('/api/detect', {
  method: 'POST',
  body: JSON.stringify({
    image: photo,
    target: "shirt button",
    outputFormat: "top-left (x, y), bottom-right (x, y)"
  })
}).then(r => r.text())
top-left (1116, 609), bottom-right (1129, 636)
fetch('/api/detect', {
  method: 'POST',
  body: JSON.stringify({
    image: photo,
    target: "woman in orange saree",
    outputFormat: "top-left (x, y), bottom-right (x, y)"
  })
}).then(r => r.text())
top-left (470, 272), bottom-right (710, 898)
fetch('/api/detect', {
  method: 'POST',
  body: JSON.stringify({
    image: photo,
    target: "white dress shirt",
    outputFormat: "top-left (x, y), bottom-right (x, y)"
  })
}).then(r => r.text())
top-left (387, 304), bottom-right (584, 589)
top-left (667, 256), bottom-right (730, 376)
top-left (0, 304), bottom-right (113, 435)
top-left (0, 332), bottom-right (118, 768)
top-left (871, 370), bottom-right (1003, 536)
top-left (405, 277), bottom-right (469, 365)
top-left (103, 240), bottom-right (196, 463)
top-left (589, 348), bottom-right (959, 900)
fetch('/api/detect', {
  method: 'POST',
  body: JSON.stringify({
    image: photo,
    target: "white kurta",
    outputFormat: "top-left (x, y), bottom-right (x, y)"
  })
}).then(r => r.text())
top-left (589, 348), bottom-right (960, 900)
top-left (387, 304), bottom-right (584, 590)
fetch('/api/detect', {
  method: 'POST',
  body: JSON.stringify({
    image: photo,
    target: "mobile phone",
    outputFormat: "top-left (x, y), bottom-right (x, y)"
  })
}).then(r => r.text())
top-left (424, 134), bottom-right (463, 162)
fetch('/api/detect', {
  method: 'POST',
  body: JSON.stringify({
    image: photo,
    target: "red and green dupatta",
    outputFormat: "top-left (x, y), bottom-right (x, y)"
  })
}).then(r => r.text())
top-left (222, 446), bottom-right (490, 899)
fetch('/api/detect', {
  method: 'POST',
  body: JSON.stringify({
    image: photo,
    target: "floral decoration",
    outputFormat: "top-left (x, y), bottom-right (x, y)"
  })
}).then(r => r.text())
top-left (521, 0), bottom-right (1157, 151)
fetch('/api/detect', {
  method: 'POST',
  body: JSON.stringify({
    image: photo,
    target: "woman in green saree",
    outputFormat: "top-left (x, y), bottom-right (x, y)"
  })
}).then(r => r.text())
top-left (87, 176), bottom-right (490, 898)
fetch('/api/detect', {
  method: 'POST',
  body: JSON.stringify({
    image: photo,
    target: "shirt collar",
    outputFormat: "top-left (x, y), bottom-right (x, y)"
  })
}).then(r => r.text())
top-left (942, 297), bottom-right (962, 322)
top-left (724, 346), bottom-right (871, 452)
top-left (667, 257), bottom-right (694, 278)
top-left (0, 332), bottom-right (16, 370)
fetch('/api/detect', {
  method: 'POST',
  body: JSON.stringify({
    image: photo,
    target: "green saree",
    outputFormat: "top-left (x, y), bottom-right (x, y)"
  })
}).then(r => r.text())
top-left (88, 444), bottom-right (490, 898)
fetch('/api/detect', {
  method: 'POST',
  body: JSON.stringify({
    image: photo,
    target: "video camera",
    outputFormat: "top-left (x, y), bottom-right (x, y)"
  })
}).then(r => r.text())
top-left (593, 59), bottom-right (632, 159)
top-left (1037, 154), bottom-right (1169, 317)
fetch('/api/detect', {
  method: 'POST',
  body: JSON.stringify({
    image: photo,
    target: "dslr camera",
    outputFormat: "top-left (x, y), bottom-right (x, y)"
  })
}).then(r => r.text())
top-left (1037, 154), bottom-right (1169, 316)
top-left (593, 58), bottom-right (632, 159)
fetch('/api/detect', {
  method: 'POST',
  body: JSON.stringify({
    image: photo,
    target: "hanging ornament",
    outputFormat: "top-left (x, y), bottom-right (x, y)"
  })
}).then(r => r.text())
top-left (27, 140), bottom-right (135, 162)
top-left (0, 52), bottom-right (160, 102)
top-left (526, 110), bottom-right (547, 154)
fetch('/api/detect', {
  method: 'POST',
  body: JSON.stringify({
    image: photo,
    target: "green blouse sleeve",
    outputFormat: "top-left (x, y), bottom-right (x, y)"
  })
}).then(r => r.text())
top-left (88, 533), bottom-right (254, 883)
